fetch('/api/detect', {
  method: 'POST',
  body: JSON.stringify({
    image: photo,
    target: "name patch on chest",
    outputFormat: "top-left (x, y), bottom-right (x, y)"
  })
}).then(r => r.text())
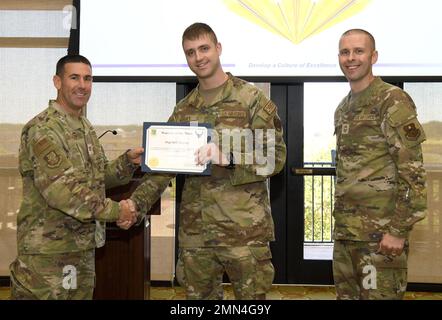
top-left (219, 110), bottom-right (247, 118)
top-left (353, 114), bottom-right (378, 121)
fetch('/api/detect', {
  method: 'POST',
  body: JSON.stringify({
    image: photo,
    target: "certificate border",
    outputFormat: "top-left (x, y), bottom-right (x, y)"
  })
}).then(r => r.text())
top-left (141, 122), bottom-right (212, 175)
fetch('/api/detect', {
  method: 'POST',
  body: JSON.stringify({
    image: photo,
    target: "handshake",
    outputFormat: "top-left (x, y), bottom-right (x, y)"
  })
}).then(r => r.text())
top-left (116, 199), bottom-right (139, 230)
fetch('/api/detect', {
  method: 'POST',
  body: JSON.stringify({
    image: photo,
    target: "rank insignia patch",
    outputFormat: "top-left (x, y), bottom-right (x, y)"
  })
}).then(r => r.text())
top-left (44, 150), bottom-right (62, 168)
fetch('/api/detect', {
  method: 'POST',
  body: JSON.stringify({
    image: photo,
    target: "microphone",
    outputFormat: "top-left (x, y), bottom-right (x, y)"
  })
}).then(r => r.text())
top-left (98, 129), bottom-right (118, 139)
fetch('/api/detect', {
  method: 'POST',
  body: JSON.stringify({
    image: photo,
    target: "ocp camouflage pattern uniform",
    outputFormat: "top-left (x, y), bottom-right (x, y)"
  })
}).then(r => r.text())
top-left (333, 77), bottom-right (427, 299)
top-left (10, 100), bottom-right (138, 300)
top-left (131, 73), bottom-right (286, 299)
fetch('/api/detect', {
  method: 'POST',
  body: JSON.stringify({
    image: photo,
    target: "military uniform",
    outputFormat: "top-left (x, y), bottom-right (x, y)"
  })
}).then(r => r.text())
top-left (10, 100), bottom-right (138, 299)
top-left (131, 73), bottom-right (286, 299)
top-left (333, 77), bottom-right (427, 299)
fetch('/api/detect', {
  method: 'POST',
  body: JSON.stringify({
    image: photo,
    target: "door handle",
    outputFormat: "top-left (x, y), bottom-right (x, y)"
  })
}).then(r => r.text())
top-left (292, 167), bottom-right (336, 176)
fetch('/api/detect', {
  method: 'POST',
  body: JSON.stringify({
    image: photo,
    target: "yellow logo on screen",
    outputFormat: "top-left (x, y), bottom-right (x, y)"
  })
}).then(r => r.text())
top-left (223, 0), bottom-right (372, 44)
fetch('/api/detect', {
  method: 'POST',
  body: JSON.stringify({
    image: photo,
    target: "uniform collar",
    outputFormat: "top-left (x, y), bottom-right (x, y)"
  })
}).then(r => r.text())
top-left (346, 77), bottom-right (384, 109)
top-left (49, 100), bottom-right (85, 131)
top-left (188, 72), bottom-right (234, 108)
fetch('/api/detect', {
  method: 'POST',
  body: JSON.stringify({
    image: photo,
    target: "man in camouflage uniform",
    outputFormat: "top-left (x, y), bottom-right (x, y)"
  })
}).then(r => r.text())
top-left (129, 23), bottom-right (286, 300)
top-left (333, 29), bottom-right (427, 299)
top-left (9, 55), bottom-right (142, 300)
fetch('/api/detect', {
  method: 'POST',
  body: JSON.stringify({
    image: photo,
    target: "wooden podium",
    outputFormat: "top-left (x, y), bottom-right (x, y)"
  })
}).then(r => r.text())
top-left (93, 172), bottom-right (160, 300)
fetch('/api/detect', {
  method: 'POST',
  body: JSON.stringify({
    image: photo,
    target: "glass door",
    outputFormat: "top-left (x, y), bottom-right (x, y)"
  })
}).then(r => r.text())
top-left (287, 82), bottom-right (349, 284)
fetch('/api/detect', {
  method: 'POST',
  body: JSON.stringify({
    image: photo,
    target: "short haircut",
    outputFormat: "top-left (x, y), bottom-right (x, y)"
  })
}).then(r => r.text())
top-left (56, 54), bottom-right (92, 76)
top-left (341, 29), bottom-right (376, 50)
top-left (182, 22), bottom-right (218, 46)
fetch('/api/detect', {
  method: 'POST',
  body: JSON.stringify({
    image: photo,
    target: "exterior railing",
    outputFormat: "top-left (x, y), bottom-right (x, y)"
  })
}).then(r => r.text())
top-left (303, 162), bottom-right (335, 243)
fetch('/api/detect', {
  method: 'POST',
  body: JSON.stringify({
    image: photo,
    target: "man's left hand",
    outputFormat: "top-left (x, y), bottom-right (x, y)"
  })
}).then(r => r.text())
top-left (127, 147), bottom-right (144, 165)
top-left (378, 233), bottom-right (406, 256)
top-left (195, 143), bottom-right (229, 166)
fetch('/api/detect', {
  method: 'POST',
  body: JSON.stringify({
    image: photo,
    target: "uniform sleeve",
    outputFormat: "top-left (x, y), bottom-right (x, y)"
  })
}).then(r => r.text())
top-left (229, 93), bottom-right (287, 186)
top-left (130, 173), bottom-right (174, 217)
top-left (30, 127), bottom-right (120, 223)
top-left (383, 94), bottom-right (427, 238)
top-left (103, 147), bottom-right (138, 189)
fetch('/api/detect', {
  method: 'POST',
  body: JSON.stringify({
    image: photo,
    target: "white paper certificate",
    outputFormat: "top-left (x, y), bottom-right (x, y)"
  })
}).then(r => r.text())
top-left (141, 123), bottom-right (210, 175)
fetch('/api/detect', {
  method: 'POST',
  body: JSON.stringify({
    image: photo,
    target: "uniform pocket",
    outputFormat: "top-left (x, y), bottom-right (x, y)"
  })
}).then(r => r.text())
top-left (366, 251), bottom-right (408, 299)
top-left (370, 251), bottom-right (407, 270)
top-left (249, 245), bottom-right (273, 261)
top-left (249, 245), bottom-right (274, 294)
top-left (213, 186), bottom-right (267, 228)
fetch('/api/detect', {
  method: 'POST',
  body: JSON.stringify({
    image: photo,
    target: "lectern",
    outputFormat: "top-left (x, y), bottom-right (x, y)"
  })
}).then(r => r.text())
top-left (94, 172), bottom-right (160, 300)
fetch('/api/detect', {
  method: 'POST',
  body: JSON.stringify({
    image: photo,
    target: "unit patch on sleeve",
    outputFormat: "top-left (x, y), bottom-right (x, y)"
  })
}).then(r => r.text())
top-left (403, 123), bottom-right (421, 141)
top-left (43, 150), bottom-right (62, 168)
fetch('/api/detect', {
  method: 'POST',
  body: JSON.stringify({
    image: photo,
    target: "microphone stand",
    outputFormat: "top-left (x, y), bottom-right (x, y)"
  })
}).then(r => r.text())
top-left (98, 129), bottom-right (118, 139)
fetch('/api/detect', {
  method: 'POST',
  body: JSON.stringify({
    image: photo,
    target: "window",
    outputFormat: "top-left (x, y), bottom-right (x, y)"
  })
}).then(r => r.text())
top-left (0, 5), bottom-right (70, 275)
top-left (404, 83), bottom-right (442, 283)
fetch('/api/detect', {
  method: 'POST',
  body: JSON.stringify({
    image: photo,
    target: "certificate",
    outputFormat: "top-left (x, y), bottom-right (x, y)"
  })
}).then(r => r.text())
top-left (141, 122), bottom-right (211, 175)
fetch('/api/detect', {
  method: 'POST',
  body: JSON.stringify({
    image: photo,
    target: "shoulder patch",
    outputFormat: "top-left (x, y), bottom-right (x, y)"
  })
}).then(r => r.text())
top-left (43, 150), bottom-right (62, 168)
top-left (396, 117), bottom-right (426, 147)
top-left (402, 122), bottom-right (422, 141)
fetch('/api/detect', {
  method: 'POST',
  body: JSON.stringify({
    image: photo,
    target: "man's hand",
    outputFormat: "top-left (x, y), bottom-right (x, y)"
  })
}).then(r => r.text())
top-left (126, 147), bottom-right (144, 165)
top-left (195, 143), bottom-right (229, 166)
top-left (117, 199), bottom-right (138, 230)
top-left (378, 233), bottom-right (406, 256)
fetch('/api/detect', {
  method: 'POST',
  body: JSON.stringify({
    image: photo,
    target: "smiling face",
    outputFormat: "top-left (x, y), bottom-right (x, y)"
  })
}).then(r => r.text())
top-left (182, 33), bottom-right (222, 81)
top-left (338, 31), bottom-right (378, 92)
top-left (53, 62), bottom-right (92, 116)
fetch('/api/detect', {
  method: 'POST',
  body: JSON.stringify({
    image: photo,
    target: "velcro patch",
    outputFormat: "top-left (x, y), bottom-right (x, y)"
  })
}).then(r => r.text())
top-left (402, 123), bottom-right (421, 141)
top-left (263, 101), bottom-right (276, 115)
top-left (33, 137), bottom-right (52, 157)
top-left (43, 150), bottom-right (62, 168)
top-left (219, 110), bottom-right (247, 118)
top-left (396, 118), bottom-right (426, 147)
top-left (353, 114), bottom-right (378, 121)
top-left (386, 105), bottom-right (416, 127)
